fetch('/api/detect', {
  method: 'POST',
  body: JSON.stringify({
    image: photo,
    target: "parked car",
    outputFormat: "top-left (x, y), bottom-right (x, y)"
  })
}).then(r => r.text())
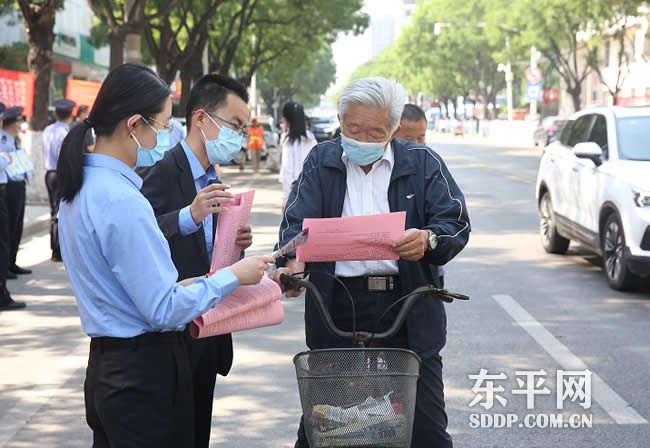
top-left (309, 115), bottom-right (339, 142)
top-left (535, 106), bottom-right (650, 290)
top-left (534, 115), bottom-right (568, 147)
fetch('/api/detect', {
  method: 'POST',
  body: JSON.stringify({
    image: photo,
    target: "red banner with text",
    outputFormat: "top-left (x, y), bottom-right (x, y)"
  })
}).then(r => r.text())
top-left (0, 68), bottom-right (35, 117)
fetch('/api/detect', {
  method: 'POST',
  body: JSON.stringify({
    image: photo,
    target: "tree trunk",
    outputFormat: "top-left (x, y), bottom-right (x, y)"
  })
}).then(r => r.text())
top-left (25, 17), bottom-right (56, 131)
top-left (179, 48), bottom-right (204, 113)
top-left (157, 61), bottom-right (177, 85)
top-left (109, 32), bottom-right (125, 70)
top-left (567, 85), bottom-right (582, 112)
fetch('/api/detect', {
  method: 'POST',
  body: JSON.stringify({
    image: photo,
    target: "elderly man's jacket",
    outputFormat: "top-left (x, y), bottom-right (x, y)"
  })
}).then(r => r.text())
top-left (277, 137), bottom-right (470, 359)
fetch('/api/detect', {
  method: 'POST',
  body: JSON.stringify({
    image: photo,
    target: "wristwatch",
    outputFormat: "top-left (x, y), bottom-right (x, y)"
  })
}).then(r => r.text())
top-left (426, 229), bottom-right (438, 251)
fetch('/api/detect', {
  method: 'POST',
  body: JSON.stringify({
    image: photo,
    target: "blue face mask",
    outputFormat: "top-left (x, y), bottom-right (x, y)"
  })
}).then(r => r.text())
top-left (202, 115), bottom-right (244, 165)
top-left (132, 118), bottom-right (170, 168)
top-left (340, 134), bottom-right (388, 166)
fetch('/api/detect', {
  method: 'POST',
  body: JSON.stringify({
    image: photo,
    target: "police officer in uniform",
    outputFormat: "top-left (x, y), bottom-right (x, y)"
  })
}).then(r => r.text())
top-left (42, 99), bottom-right (76, 261)
top-left (1, 106), bottom-right (32, 278)
top-left (0, 103), bottom-right (26, 311)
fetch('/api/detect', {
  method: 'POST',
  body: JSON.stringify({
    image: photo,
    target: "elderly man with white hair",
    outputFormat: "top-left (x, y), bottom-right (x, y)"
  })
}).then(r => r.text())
top-left (274, 77), bottom-right (470, 447)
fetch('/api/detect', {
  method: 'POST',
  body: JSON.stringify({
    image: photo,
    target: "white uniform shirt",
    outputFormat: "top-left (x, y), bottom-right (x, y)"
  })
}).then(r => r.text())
top-left (335, 143), bottom-right (399, 277)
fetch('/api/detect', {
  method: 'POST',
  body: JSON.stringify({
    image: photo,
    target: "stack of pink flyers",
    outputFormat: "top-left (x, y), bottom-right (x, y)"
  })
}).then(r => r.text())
top-left (190, 274), bottom-right (284, 338)
top-left (190, 190), bottom-right (285, 338)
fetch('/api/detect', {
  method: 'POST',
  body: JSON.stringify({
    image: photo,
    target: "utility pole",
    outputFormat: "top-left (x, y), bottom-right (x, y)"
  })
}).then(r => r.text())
top-left (529, 46), bottom-right (542, 118)
top-left (498, 35), bottom-right (514, 121)
top-left (250, 33), bottom-right (258, 117)
top-left (124, 0), bottom-right (143, 64)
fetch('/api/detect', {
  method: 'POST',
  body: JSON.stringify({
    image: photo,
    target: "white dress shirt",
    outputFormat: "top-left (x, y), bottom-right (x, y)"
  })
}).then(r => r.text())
top-left (335, 143), bottom-right (399, 277)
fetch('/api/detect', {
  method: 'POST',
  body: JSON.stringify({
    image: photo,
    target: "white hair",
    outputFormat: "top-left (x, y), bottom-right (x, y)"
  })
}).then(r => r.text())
top-left (338, 77), bottom-right (408, 131)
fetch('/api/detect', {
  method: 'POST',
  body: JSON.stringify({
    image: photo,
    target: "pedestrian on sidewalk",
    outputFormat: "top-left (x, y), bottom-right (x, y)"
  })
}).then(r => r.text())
top-left (272, 77), bottom-right (470, 448)
top-left (43, 98), bottom-right (76, 262)
top-left (55, 63), bottom-right (273, 448)
top-left (0, 102), bottom-right (26, 311)
top-left (139, 73), bottom-right (253, 448)
top-left (247, 116), bottom-right (264, 173)
top-left (1, 105), bottom-right (32, 278)
top-left (279, 102), bottom-right (317, 211)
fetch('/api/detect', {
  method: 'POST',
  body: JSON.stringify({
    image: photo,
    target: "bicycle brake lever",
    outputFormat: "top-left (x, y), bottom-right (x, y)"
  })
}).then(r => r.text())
top-left (279, 273), bottom-right (304, 292)
top-left (416, 285), bottom-right (470, 302)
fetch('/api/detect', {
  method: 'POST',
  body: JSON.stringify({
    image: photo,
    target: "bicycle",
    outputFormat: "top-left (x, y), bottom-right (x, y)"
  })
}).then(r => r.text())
top-left (279, 273), bottom-right (469, 448)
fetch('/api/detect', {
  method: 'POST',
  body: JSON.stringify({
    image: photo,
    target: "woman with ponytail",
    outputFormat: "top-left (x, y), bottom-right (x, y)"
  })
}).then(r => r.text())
top-left (56, 64), bottom-right (273, 447)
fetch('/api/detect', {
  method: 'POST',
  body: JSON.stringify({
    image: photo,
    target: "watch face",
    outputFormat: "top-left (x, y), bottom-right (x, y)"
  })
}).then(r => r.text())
top-left (428, 232), bottom-right (437, 249)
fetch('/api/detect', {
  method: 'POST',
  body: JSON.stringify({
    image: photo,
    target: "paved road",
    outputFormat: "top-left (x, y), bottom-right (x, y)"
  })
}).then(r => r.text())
top-left (1, 143), bottom-right (648, 447)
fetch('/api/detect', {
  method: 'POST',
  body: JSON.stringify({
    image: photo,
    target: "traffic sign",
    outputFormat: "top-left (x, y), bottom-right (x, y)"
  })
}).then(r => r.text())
top-left (527, 82), bottom-right (542, 101)
top-left (525, 67), bottom-right (542, 84)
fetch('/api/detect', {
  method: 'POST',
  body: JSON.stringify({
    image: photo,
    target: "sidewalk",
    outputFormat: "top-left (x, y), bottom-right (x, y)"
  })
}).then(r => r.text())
top-left (22, 203), bottom-right (50, 239)
top-left (2, 162), bottom-right (303, 448)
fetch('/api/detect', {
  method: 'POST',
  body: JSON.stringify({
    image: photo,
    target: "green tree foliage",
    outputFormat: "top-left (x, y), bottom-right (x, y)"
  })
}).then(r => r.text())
top-left (257, 44), bottom-right (336, 114)
top-left (345, 0), bottom-right (650, 114)
top-left (207, 0), bottom-right (367, 85)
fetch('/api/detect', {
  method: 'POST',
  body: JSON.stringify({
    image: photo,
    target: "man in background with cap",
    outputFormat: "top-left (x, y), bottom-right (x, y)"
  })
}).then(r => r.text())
top-left (42, 99), bottom-right (75, 262)
top-left (1, 105), bottom-right (32, 278)
top-left (0, 102), bottom-right (26, 311)
top-left (71, 105), bottom-right (95, 153)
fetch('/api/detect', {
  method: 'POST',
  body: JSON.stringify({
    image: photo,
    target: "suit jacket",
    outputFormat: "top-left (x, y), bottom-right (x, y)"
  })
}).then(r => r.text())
top-left (138, 142), bottom-right (233, 376)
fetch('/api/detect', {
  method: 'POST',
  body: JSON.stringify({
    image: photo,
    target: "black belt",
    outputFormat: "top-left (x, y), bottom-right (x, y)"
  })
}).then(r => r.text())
top-left (338, 275), bottom-right (400, 292)
top-left (91, 331), bottom-right (185, 352)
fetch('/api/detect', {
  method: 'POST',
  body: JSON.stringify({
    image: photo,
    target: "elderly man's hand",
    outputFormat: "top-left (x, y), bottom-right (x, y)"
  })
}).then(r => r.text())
top-left (269, 259), bottom-right (305, 297)
top-left (393, 228), bottom-right (429, 261)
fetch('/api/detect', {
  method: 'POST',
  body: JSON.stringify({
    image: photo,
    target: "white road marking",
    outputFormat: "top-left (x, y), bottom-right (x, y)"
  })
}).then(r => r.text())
top-left (0, 341), bottom-right (87, 447)
top-left (493, 294), bottom-right (648, 425)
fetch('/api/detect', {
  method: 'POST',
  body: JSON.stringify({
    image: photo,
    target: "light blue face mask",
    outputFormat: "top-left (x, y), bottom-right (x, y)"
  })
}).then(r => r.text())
top-left (132, 117), bottom-right (170, 168)
top-left (202, 115), bottom-right (244, 165)
top-left (340, 134), bottom-right (388, 166)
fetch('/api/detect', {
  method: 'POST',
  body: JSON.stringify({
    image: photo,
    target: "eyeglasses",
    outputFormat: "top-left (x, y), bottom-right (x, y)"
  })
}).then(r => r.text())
top-left (145, 116), bottom-right (173, 132)
top-left (206, 112), bottom-right (249, 141)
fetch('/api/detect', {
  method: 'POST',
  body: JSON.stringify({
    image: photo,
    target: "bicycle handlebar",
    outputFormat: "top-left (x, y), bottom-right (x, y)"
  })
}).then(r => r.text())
top-left (279, 274), bottom-right (469, 346)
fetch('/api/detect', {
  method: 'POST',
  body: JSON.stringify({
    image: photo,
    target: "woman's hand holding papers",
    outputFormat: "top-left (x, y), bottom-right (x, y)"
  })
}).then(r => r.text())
top-left (227, 255), bottom-right (275, 285)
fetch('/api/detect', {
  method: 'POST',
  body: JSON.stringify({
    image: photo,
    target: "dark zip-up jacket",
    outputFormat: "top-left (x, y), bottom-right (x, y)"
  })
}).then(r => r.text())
top-left (277, 137), bottom-right (470, 359)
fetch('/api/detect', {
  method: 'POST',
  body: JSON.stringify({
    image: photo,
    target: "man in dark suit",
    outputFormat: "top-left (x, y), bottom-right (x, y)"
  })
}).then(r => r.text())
top-left (138, 74), bottom-right (252, 448)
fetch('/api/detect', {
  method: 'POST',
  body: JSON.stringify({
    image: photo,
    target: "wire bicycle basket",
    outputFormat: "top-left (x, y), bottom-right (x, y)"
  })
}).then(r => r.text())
top-left (294, 348), bottom-right (420, 447)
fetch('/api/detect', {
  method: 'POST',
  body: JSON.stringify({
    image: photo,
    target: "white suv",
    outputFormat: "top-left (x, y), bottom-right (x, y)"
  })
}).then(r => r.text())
top-left (535, 106), bottom-right (650, 290)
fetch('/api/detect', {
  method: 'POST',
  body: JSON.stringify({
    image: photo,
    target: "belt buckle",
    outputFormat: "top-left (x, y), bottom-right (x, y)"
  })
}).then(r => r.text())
top-left (367, 276), bottom-right (388, 291)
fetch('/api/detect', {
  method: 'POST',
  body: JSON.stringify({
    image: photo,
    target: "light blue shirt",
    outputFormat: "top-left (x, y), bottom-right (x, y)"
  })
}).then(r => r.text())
top-left (178, 140), bottom-right (216, 259)
top-left (0, 153), bottom-right (9, 184)
top-left (0, 130), bottom-right (26, 181)
top-left (42, 121), bottom-right (69, 171)
top-left (58, 153), bottom-right (238, 338)
top-left (0, 130), bottom-right (11, 184)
